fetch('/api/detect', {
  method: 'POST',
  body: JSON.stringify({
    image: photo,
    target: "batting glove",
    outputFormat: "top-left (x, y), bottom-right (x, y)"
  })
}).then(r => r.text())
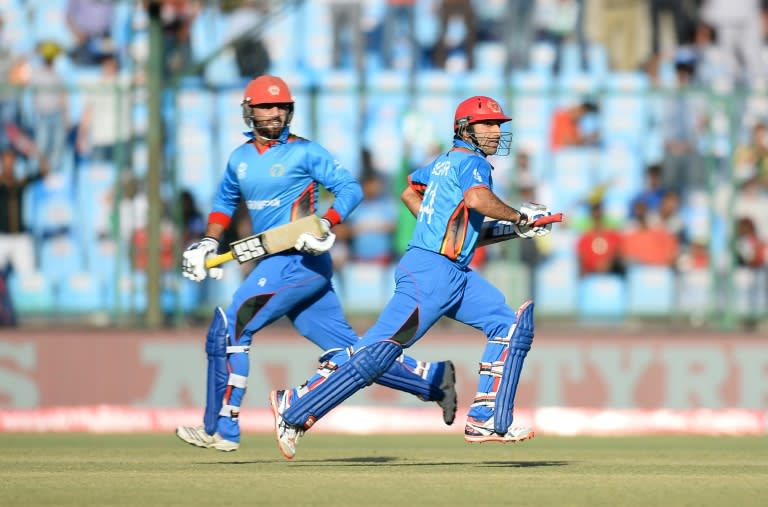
top-left (514, 202), bottom-right (553, 238)
top-left (295, 218), bottom-right (336, 255)
top-left (182, 237), bottom-right (224, 282)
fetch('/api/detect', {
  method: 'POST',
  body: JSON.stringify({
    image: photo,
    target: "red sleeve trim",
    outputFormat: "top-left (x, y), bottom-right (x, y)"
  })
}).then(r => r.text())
top-left (408, 176), bottom-right (427, 196)
top-left (208, 211), bottom-right (232, 229)
top-left (322, 208), bottom-right (342, 227)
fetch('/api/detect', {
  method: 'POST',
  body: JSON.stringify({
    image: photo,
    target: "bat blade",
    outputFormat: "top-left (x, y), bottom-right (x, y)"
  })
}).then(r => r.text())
top-left (478, 212), bottom-right (565, 246)
top-left (205, 215), bottom-right (325, 268)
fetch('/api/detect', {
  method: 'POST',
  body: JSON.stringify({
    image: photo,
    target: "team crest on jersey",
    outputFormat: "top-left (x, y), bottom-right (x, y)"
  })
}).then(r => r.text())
top-left (237, 162), bottom-right (248, 179)
top-left (269, 163), bottom-right (285, 176)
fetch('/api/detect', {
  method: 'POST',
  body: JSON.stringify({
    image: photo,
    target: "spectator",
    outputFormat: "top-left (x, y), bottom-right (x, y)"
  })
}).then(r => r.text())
top-left (700, 0), bottom-right (766, 87)
top-left (657, 189), bottom-right (685, 243)
top-left (621, 200), bottom-right (679, 267)
top-left (690, 20), bottom-right (731, 88)
top-left (659, 49), bottom-right (708, 194)
top-left (630, 164), bottom-right (667, 216)
top-left (505, 0), bottom-right (537, 71)
top-left (347, 171), bottom-right (397, 264)
top-left (550, 98), bottom-right (600, 151)
top-left (533, 0), bottom-right (586, 75)
top-left (328, 0), bottom-right (364, 71)
top-left (0, 146), bottom-right (48, 278)
top-left (180, 189), bottom-right (205, 247)
top-left (732, 122), bottom-right (768, 183)
top-left (28, 41), bottom-right (68, 174)
top-left (587, 0), bottom-right (649, 72)
top-left (66, 0), bottom-right (116, 66)
top-left (432, 0), bottom-right (478, 71)
top-left (380, 0), bottom-right (417, 70)
top-left (733, 177), bottom-right (768, 240)
top-left (160, 0), bottom-right (199, 77)
top-left (576, 201), bottom-right (624, 275)
top-left (677, 237), bottom-right (710, 271)
top-left (75, 54), bottom-right (131, 165)
top-left (733, 216), bottom-right (766, 268)
top-left (649, 0), bottom-right (698, 58)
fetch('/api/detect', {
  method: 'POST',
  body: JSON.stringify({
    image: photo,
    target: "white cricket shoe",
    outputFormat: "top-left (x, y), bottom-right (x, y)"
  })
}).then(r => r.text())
top-left (437, 361), bottom-right (457, 425)
top-left (464, 416), bottom-right (535, 443)
top-left (175, 425), bottom-right (239, 452)
top-left (269, 390), bottom-right (304, 460)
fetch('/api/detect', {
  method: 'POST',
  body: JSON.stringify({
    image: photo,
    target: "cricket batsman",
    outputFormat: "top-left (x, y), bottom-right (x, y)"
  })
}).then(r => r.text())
top-left (269, 95), bottom-right (559, 459)
top-left (175, 75), bottom-right (457, 452)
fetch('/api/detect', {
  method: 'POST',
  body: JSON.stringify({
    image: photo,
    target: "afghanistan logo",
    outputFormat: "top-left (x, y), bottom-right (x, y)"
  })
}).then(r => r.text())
top-left (269, 163), bottom-right (285, 176)
top-left (268, 85), bottom-right (280, 95)
top-left (487, 100), bottom-right (500, 112)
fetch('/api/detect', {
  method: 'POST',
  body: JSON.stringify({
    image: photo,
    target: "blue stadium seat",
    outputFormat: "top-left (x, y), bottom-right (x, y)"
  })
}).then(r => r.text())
top-left (364, 71), bottom-right (408, 174)
top-left (7, 270), bottom-right (55, 314)
top-left (550, 148), bottom-right (600, 212)
top-left (577, 273), bottom-right (627, 320)
top-left (732, 267), bottom-right (768, 318)
top-left (56, 272), bottom-right (105, 313)
top-left (315, 70), bottom-right (361, 175)
top-left (626, 264), bottom-right (676, 316)
top-left (534, 258), bottom-right (578, 316)
top-left (677, 269), bottom-right (712, 317)
top-left (39, 235), bottom-right (84, 286)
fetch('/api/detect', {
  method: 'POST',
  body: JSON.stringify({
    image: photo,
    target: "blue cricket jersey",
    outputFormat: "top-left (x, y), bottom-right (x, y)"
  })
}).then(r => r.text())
top-left (210, 128), bottom-right (362, 233)
top-left (407, 139), bottom-right (492, 268)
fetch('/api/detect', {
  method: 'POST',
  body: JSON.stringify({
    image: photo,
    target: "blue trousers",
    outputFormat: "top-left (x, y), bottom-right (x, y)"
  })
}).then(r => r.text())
top-left (285, 247), bottom-right (523, 425)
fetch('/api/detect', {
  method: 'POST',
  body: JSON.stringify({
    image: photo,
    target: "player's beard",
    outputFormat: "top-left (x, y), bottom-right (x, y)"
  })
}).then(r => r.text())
top-left (254, 117), bottom-right (285, 140)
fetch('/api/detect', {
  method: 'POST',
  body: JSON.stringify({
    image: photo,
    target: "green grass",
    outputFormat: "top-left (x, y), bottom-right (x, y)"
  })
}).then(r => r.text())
top-left (1, 434), bottom-right (766, 507)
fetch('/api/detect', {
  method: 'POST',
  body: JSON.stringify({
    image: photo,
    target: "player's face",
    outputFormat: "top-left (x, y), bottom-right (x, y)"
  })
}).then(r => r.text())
top-left (470, 121), bottom-right (510, 156)
top-left (249, 103), bottom-right (291, 139)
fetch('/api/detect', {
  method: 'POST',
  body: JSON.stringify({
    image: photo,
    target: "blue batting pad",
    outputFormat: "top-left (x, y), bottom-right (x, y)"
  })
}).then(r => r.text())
top-left (494, 302), bottom-right (535, 433)
top-left (283, 340), bottom-right (402, 427)
top-left (204, 307), bottom-right (228, 436)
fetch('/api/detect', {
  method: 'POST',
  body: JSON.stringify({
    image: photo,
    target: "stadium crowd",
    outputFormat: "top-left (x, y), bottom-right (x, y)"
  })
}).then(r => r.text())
top-left (1, 0), bottom-right (767, 328)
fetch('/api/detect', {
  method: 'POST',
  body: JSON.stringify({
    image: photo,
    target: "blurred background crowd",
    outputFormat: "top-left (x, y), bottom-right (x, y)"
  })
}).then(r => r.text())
top-left (0, 0), bottom-right (767, 330)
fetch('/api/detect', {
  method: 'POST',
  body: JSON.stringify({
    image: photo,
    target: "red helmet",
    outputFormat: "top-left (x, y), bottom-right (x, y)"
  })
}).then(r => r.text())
top-left (453, 96), bottom-right (511, 131)
top-left (241, 75), bottom-right (295, 136)
top-left (242, 75), bottom-right (294, 106)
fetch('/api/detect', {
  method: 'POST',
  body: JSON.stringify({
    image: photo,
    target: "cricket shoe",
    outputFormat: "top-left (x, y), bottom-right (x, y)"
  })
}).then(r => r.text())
top-left (269, 390), bottom-right (305, 460)
top-left (464, 417), bottom-right (535, 443)
top-left (436, 360), bottom-right (457, 425)
top-left (175, 425), bottom-right (240, 452)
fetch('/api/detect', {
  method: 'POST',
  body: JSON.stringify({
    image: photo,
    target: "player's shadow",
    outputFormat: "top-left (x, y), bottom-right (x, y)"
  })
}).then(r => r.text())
top-left (478, 460), bottom-right (570, 468)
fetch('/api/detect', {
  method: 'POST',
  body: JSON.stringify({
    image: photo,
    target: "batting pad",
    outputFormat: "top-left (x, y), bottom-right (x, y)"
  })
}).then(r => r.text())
top-left (494, 301), bottom-right (534, 433)
top-left (204, 307), bottom-right (229, 435)
top-left (283, 340), bottom-right (403, 428)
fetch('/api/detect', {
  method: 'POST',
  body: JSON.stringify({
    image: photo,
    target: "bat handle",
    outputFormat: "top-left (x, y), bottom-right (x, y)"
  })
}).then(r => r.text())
top-left (532, 212), bottom-right (564, 227)
top-left (205, 251), bottom-right (234, 269)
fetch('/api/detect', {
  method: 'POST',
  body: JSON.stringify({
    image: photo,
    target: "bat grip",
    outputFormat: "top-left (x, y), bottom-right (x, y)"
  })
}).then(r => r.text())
top-left (205, 251), bottom-right (234, 269)
top-left (531, 213), bottom-right (564, 227)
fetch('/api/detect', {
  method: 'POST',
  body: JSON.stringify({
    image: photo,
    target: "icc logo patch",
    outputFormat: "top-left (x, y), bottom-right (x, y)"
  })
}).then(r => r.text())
top-left (269, 164), bottom-right (285, 176)
top-left (237, 162), bottom-right (248, 179)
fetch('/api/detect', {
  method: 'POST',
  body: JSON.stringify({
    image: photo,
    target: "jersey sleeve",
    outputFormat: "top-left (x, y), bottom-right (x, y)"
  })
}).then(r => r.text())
top-left (407, 165), bottom-right (431, 195)
top-left (304, 142), bottom-right (363, 222)
top-left (458, 157), bottom-right (491, 194)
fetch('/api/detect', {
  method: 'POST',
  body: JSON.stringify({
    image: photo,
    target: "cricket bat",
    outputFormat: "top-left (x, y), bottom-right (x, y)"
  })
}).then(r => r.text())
top-left (478, 213), bottom-right (564, 247)
top-left (205, 215), bottom-right (327, 268)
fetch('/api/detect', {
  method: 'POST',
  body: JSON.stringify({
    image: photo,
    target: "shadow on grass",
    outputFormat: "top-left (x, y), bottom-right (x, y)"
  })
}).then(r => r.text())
top-left (207, 458), bottom-right (570, 468)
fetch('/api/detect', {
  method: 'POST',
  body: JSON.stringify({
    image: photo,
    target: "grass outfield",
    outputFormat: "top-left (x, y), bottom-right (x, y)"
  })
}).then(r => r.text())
top-left (1, 434), bottom-right (766, 507)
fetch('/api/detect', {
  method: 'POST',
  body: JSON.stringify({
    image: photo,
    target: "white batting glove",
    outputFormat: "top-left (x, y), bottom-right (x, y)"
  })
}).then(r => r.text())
top-left (514, 202), bottom-right (553, 239)
top-left (182, 237), bottom-right (224, 282)
top-left (295, 218), bottom-right (336, 255)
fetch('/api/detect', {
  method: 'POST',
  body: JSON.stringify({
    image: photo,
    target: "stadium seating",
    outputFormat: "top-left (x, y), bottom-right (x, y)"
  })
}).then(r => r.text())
top-left (7, 270), bottom-right (55, 314)
top-left (577, 273), bottom-right (627, 321)
top-left (626, 264), bottom-right (676, 317)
